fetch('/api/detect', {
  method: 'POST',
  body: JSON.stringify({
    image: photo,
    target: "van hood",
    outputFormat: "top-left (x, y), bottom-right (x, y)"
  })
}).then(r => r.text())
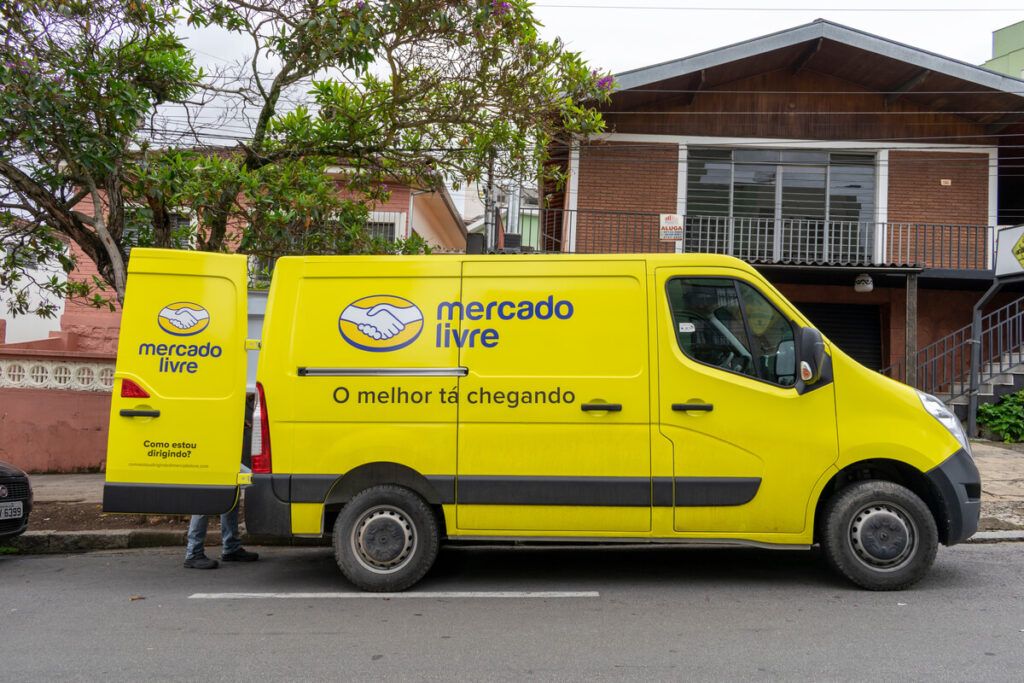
top-left (831, 345), bottom-right (963, 472)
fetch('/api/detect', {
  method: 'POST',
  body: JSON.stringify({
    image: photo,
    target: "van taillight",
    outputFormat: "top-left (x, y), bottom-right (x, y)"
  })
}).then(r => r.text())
top-left (251, 382), bottom-right (272, 474)
top-left (121, 379), bottom-right (149, 398)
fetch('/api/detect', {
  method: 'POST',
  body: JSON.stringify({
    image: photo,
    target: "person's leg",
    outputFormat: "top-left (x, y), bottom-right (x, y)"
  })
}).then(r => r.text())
top-left (220, 502), bottom-right (259, 562)
top-left (220, 506), bottom-right (242, 556)
top-left (184, 515), bottom-right (219, 569)
top-left (185, 515), bottom-right (209, 560)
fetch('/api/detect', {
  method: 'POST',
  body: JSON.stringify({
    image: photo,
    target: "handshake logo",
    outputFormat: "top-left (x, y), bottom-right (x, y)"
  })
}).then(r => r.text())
top-left (157, 302), bottom-right (211, 336)
top-left (339, 295), bottom-right (425, 352)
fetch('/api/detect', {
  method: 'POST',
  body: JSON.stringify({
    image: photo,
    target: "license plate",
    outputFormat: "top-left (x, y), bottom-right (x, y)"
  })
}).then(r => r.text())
top-left (0, 501), bottom-right (23, 520)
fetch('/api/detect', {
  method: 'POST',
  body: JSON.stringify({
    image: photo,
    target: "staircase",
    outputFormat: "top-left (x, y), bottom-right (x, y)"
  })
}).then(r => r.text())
top-left (947, 351), bottom-right (1024, 420)
top-left (881, 297), bottom-right (1024, 423)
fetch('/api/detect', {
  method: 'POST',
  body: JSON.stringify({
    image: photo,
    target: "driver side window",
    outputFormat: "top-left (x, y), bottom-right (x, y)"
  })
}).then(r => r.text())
top-left (666, 277), bottom-right (796, 386)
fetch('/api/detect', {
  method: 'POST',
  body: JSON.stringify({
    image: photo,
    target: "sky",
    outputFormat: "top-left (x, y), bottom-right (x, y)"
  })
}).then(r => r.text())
top-left (180, 2), bottom-right (1024, 77)
top-left (528, 2), bottom-right (1022, 74)
top-left (5, 1), bottom-right (1024, 342)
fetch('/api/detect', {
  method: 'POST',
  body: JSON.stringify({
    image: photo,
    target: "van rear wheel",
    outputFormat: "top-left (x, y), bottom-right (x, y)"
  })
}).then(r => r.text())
top-left (821, 480), bottom-right (938, 591)
top-left (333, 485), bottom-right (439, 592)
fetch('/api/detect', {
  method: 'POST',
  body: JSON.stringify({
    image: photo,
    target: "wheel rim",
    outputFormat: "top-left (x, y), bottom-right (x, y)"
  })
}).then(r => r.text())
top-left (351, 505), bottom-right (417, 575)
top-left (847, 501), bottom-right (918, 572)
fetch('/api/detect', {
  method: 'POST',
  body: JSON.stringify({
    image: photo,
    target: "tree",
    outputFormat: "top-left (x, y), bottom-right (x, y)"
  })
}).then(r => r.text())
top-left (1, 0), bottom-right (612, 314)
top-left (0, 0), bottom-right (196, 314)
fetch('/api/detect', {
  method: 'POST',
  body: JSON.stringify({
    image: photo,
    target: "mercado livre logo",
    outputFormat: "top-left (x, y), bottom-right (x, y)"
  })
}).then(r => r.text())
top-left (157, 302), bottom-right (211, 336)
top-left (339, 295), bottom-right (425, 352)
top-left (140, 301), bottom-right (221, 374)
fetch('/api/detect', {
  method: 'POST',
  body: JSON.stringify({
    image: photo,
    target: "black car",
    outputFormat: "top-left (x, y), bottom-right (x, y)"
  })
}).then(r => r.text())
top-left (0, 461), bottom-right (32, 541)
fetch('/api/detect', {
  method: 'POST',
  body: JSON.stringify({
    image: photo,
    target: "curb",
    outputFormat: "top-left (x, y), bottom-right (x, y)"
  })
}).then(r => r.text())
top-left (5, 529), bottom-right (1022, 554)
top-left (9, 529), bottom-right (190, 554)
top-left (5, 529), bottom-right (329, 554)
top-left (966, 530), bottom-right (1024, 543)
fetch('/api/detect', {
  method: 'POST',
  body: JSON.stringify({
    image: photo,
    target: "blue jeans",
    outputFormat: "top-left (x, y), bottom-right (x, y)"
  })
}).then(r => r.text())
top-left (185, 508), bottom-right (242, 560)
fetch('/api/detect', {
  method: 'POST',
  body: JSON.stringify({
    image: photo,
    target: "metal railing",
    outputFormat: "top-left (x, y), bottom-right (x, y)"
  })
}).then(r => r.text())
top-left (517, 208), bottom-right (991, 270)
top-left (882, 296), bottom-right (1024, 402)
top-left (976, 297), bottom-right (1024, 387)
top-left (882, 323), bottom-right (974, 400)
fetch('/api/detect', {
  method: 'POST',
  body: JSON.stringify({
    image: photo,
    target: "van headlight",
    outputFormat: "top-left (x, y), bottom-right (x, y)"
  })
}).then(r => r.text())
top-left (916, 390), bottom-right (972, 456)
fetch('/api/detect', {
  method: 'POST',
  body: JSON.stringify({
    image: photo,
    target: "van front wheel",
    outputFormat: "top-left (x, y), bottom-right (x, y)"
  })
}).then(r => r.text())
top-left (333, 485), bottom-right (439, 592)
top-left (821, 480), bottom-right (938, 591)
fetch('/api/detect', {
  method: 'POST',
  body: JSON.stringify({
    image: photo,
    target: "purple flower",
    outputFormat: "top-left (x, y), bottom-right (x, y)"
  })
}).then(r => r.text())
top-left (596, 74), bottom-right (615, 92)
top-left (492, 0), bottom-right (511, 16)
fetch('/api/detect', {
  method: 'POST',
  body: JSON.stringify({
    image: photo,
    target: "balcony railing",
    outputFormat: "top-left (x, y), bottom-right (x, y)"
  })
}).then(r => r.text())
top-left (512, 208), bottom-right (992, 270)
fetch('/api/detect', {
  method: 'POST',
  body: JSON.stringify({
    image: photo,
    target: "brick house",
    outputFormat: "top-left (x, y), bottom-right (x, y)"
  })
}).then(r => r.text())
top-left (538, 19), bottom-right (1024, 383)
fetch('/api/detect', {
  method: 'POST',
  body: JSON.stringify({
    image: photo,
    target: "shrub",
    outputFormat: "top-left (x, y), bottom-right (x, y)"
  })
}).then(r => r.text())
top-left (977, 390), bottom-right (1024, 443)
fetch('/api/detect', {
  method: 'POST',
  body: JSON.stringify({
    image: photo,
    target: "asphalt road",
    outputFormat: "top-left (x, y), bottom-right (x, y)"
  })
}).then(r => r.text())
top-left (1, 543), bottom-right (1023, 681)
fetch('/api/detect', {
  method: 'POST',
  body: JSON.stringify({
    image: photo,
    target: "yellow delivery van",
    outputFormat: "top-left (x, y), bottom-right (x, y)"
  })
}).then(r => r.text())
top-left (103, 249), bottom-right (980, 592)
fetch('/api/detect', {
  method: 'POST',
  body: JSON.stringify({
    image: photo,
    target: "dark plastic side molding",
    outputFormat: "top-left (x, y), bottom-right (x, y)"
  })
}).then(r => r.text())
top-left (102, 483), bottom-right (237, 515)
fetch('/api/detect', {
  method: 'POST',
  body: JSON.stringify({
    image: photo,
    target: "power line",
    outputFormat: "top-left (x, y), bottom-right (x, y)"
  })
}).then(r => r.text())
top-left (599, 110), bottom-right (1024, 115)
top-left (621, 89), bottom-right (1024, 96)
top-left (535, 3), bottom-right (1024, 12)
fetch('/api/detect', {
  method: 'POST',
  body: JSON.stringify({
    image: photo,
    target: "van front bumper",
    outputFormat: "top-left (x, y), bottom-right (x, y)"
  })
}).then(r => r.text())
top-left (926, 448), bottom-right (981, 545)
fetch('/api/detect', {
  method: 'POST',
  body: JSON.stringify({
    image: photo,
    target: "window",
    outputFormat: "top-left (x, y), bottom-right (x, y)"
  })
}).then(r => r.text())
top-left (667, 278), bottom-right (796, 386)
top-left (364, 211), bottom-right (407, 242)
top-left (122, 207), bottom-right (193, 255)
top-left (687, 148), bottom-right (875, 223)
top-left (686, 149), bottom-right (876, 262)
top-left (365, 221), bottom-right (397, 242)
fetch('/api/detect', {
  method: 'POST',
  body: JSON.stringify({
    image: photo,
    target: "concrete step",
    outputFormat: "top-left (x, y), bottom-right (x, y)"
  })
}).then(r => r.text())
top-left (980, 362), bottom-right (1024, 377)
top-left (949, 382), bottom-right (995, 397)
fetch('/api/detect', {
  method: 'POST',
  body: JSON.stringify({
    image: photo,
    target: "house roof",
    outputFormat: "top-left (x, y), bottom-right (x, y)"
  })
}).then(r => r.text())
top-left (613, 19), bottom-right (1024, 129)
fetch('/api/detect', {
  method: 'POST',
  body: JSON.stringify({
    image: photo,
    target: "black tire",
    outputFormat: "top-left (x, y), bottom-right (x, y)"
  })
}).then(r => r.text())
top-left (333, 485), bottom-right (439, 592)
top-left (820, 480), bottom-right (938, 591)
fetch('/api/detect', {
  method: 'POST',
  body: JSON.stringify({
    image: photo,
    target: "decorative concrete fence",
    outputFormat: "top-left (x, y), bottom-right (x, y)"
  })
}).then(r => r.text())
top-left (0, 349), bottom-right (115, 473)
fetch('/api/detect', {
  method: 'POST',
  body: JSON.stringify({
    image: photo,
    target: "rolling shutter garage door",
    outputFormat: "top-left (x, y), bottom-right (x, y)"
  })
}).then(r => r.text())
top-left (798, 303), bottom-right (883, 370)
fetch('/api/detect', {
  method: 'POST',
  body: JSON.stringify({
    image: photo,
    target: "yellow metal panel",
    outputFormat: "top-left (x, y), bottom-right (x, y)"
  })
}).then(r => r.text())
top-left (291, 503), bottom-right (325, 535)
top-left (457, 260), bottom-right (652, 532)
top-left (105, 249), bottom-right (247, 489)
top-left (653, 266), bottom-right (839, 535)
top-left (832, 345), bottom-right (961, 472)
top-left (455, 506), bottom-right (650, 533)
top-left (259, 257), bottom-right (460, 485)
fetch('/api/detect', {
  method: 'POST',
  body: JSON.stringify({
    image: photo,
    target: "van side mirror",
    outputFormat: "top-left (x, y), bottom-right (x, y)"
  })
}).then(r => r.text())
top-left (798, 327), bottom-right (827, 385)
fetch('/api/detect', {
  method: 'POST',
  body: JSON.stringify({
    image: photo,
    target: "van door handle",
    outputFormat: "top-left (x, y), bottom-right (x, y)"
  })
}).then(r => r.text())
top-left (581, 403), bottom-right (622, 412)
top-left (120, 409), bottom-right (160, 418)
top-left (672, 403), bottom-right (714, 412)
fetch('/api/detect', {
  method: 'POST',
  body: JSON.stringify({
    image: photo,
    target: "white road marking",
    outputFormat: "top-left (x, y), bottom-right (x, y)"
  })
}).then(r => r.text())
top-left (189, 591), bottom-right (600, 600)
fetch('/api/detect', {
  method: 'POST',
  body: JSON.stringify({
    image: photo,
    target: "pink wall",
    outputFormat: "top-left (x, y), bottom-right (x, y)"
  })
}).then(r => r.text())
top-left (0, 388), bottom-right (110, 473)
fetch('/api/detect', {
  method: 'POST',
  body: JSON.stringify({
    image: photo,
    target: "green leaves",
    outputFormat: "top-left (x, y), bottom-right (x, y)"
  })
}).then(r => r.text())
top-left (978, 391), bottom-right (1024, 443)
top-left (0, 0), bottom-right (198, 312)
top-left (2, 0), bottom-right (609, 314)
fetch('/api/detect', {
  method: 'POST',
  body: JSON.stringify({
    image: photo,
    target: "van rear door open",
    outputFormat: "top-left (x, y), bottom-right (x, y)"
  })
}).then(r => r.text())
top-left (103, 249), bottom-right (249, 515)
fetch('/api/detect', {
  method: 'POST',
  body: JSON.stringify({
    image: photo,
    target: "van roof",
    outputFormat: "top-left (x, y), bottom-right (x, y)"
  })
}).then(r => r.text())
top-left (278, 252), bottom-right (760, 273)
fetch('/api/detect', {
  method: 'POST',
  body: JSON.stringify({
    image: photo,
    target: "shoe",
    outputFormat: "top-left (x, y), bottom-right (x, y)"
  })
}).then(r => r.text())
top-left (183, 555), bottom-right (219, 569)
top-left (221, 548), bottom-right (259, 562)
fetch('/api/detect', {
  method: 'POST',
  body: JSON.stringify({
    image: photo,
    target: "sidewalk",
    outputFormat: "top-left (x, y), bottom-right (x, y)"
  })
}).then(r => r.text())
top-left (6, 441), bottom-right (1024, 554)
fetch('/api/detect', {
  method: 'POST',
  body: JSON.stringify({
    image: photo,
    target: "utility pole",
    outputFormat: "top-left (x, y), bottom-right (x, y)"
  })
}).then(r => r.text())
top-left (483, 154), bottom-right (496, 251)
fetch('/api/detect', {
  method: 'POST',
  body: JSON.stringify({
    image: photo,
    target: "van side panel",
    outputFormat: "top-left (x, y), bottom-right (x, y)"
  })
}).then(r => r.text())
top-left (259, 258), bottom-right (462, 534)
top-left (456, 260), bottom-right (652, 534)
